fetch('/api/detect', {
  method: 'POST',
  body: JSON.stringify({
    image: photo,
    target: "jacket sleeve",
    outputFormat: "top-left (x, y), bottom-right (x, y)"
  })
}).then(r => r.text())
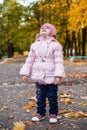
top-left (19, 44), bottom-right (35, 76)
top-left (53, 42), bottom-right (65, 78)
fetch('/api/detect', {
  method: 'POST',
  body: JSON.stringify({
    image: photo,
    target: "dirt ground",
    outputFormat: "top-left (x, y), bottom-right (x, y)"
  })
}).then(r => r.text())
top-left (0, 57), bottom-right (87, 130)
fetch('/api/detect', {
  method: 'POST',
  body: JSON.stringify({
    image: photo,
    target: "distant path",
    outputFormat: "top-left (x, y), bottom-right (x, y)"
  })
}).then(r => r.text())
top-left (0, 58), bottom-right (13, 65)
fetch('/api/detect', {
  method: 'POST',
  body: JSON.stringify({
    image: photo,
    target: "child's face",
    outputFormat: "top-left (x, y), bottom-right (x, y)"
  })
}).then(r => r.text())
top-left (40, 26), bottom-right (51, 36)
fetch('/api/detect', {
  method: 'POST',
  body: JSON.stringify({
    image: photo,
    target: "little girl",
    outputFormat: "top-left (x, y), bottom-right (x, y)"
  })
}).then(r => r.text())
top-left (20, 23), bottom-right (65, 123)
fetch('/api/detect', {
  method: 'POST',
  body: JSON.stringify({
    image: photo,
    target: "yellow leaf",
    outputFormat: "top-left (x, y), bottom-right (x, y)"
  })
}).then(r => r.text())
top-left (22, 105), bottom-right (32, 110)
top-left (79, 101), bottom-right (87, 106)
top-left (13, 121), bottom-right (25, 130)
top-left (61, 98), bottom-right (74, 104)
top-left (26, 109), bottom-right (30, 113)
top-left (32, 112), bottom-right (36, 116)
top-left (60, 91), bottom-right (71, 98)
top-left (25, 122), bottom-right (33, 126)
top-left (26, 91), bottom-right (30, 95)
top-left (64, 111), bottom-right (87, 118)
top-left (16, 94), bottom-right (21, 98)
top-left (23, 101), bottom-right (37, 110)
top-left (28, 96), bottom-right (37, 101)
top-left (46, 100), bottom-right (49, 105)
top-left (75, 111), bottom-right (87, 118)
top-left (59, 109), bottom-right (70, 114)
top-left (80, 96), bottom-right (87, 100)
top-left (64, 112), bottom-right (75, 118)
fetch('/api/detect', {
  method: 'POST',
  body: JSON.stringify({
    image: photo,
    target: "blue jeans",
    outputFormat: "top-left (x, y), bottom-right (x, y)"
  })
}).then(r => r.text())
top-left (36, 83), bottom-right (58, 116)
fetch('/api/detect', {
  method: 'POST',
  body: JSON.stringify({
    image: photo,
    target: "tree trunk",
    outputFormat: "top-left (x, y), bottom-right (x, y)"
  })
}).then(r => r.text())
top-left (78, 30), bottom-right (81, 55)
top-left (82, 28), bottom-right (86, 56)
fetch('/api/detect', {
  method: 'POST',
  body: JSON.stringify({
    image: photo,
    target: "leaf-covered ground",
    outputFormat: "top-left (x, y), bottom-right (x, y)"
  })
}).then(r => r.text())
top-left (0, 56), bottom-right (87, 130)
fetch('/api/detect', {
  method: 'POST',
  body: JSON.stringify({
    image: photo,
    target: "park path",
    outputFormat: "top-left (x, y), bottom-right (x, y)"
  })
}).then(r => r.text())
top-left (0, 57), bottom-right (87, 130)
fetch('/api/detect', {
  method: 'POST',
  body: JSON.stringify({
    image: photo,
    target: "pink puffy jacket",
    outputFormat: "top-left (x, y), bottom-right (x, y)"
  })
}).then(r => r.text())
top-left (20, 36), bottom-right (65, 84)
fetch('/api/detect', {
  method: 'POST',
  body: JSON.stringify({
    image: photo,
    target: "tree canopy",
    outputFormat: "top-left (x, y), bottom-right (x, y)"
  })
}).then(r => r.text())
top-left (0, 0), bottom-right (86, 55)
top-left (68, 0), bottom-right (87, 31)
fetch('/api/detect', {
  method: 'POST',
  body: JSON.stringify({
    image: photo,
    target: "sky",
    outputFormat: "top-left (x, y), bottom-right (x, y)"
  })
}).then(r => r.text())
top-left (17, 0), bottom-right (38, 6)
top-left (0, 0), bottom-right (3, 3)
top-left (0, 0), bottom-right (38, 5)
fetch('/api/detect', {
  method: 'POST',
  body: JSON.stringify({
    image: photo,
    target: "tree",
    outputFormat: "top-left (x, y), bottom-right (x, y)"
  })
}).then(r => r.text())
top-left (0, 0), bottom-right (74, 55)
top-left (31, 0), bottom-right (71, 44)
top-left (68, 0), bottom-right (87, 31)
top-left (0, 0), bottom-right (33, 53)
top-left (68, 0), bottom-right (87, 56)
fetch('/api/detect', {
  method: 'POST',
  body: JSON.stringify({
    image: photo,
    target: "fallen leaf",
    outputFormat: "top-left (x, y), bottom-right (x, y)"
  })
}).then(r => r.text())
top-left (26, 91), bottom-right (30, 95)
top-left (8, 115), bottom-right (14, 119)
top-left (23, 105), bottom-right (31, 110)
top-left (28, 96), bottom-right (37, 101)
top-left (25, 122), bottom-right (33, 126)
top-left (28, 101), bottom-right (37, 108)
top-left (16, 94), bottom-right (21, 98)
top-left (64, 111), bottom-right (87, 118)
top-left (60, 98), bottom-right (74, 104)
top-left (60, 94), bottom-right (71, 98)
top-left (60, 91), bottom-right (71, 98)
top-left (75, 111), bottom-right (87, 118)
top-left (79, 102), bottom-right (87, 106)
top-left (32, 112), bottom-right (36, 116)
top-left (64, 112), bottom-right (75, 118)
top-left (13, 121), bottom-right (25, 130)
top-left (57, 116), bottom-right (62, 119)
top-left (65, 82), bottom-right (75, 86)
top-left (80, 96), bottom-right (87, 100)
top-left (68, 72), bottom-right (87, 78)
top-left (23, 101), bottom-right (37, 110)
top-left (59, 109), bottom-right (70, 114)
top-left (26, 109), bottom-right (30, 113)
top-left (3, 105), bottom-right (9, 110)
top-left (46, 100), bottom-right (49, 105)
top-left (3, 83), bottom-right (8, 85)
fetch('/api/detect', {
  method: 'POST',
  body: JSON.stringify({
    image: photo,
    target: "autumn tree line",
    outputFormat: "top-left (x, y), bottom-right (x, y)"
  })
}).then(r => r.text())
top-left (0, 0), bottom-right (87, 58)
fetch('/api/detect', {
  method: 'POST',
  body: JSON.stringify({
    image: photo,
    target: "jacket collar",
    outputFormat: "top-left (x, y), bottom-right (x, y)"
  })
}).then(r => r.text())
top-left (36, 36), bottom-right (55, 42)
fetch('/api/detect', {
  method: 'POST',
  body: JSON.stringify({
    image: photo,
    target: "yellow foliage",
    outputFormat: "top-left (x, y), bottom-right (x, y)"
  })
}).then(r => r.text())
top-left (68, 0), bottom-right (87, 31)
top-left (14, 52), bottom-right (20, 56)
top-left (23, 51), bottom-right (29, 56)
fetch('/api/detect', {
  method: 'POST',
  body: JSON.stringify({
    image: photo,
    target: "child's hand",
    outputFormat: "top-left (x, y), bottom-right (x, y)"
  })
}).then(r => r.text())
top-left (54, 77), bottom-right (61, 85)
top-left (22, 76), bottom-right (28, 84)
